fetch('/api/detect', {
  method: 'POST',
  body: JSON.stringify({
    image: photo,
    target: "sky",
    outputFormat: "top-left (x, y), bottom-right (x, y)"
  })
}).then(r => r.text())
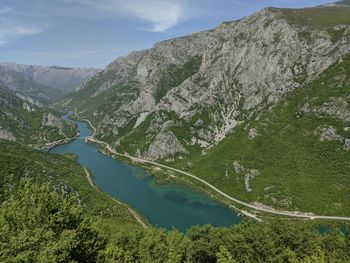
top-left (0, 0), bottom-right (336, 69)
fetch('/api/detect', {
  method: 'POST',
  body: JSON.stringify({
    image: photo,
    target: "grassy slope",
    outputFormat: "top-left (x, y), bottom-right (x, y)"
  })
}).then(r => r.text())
top-left (0, 141), bottom-right (141, 240)
top-left (0, 86), bottom-right (76, 146)
top-left (278, 4), bottom-right (350, 41)
top-left (173, 54), bottom-right (350, 216)
top-left (279, 4), bottom-right (350, 28)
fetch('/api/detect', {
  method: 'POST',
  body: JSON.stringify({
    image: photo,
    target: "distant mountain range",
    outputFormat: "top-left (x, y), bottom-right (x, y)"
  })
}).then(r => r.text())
top-left (0, 62), bottom-right (100, 104)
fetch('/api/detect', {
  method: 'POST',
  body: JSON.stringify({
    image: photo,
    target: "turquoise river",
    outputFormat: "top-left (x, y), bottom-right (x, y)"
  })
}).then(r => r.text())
top-left (50, 117), bottom-right (242, 232)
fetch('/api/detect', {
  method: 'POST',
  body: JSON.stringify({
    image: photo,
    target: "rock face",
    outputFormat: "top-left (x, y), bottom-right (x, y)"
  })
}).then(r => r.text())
top-left (67, 3), bottom-right (350, 160)
top-left (344, 139), bottom-right (350, 150)
top-left (233, 161), bottom-right (259, 192)
top-left (303, 98), bottom-right (350, 123)
top-left (248, 128), bottom-right (259, 140)
top-left (315, 126), bottom-right (350, 150)
top-left (42, 113), bottom-right (63, 129)
top-left (317, 126), bottom-right (343, 142)
top-left (0, 127), bottom-right (16, 141)
top-left (146, 131), bottom-right (188, 160)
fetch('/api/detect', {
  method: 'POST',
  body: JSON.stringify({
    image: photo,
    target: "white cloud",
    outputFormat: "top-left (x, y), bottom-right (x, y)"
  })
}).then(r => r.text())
top-left (60, 0), bottom-right (190, 32)
top-left (0, 4), bottom-right (46, 45)
top-left (120, 0), bottom-right (186, 32)
top-left (0, 23), bottom-right (45, 45)
top-left (13, 26), bottom-right (44, 36)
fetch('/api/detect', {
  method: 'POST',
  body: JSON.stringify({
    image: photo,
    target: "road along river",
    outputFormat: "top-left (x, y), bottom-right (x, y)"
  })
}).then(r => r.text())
top-left (50, 116), bottom-right (242, 232)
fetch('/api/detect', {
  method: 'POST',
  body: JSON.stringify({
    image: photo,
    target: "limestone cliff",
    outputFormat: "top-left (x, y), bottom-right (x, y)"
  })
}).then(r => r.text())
top-left (67, 2), bottom-right (350, 161)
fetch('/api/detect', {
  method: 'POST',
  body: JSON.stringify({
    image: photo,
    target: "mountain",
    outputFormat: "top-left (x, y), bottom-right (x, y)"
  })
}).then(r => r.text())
top-left (0, 85), bottom-right (77, 147)
top-left (0, 65), bottom-right (63, 105)
top-left (65, 2), bottom-right (350, 215)
top-left (0, 62), bottom-right (100, 92)
top-left (0, 62), bottom-right (100, 104)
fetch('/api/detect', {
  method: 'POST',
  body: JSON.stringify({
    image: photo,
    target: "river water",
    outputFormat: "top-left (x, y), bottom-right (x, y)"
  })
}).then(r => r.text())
top-left (50, 118), bottom-right (242, 232)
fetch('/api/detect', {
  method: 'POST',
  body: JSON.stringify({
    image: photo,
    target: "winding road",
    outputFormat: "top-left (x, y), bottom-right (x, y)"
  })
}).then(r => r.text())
top-left (81, 117), bottom-right (350, 222)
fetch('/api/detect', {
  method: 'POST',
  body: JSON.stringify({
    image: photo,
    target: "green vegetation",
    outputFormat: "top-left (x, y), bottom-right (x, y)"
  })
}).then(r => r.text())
top-left (0, 86), bottom-right (77, 147)
top-left (1, 181), bottom-right (350, 263)
top-left (278, 5), bottom-right (350, 41)
top-left (0, 141), bottom-right (141, 238)
top-left (155, 56), bottom-right (202, 103)
top-left (2, 137), bottom-right (350, 262)
top-left (173, 54), bottom-right (350, 216)
top-left (117, 112), bottom-right (156, 154)
top-left (280, 5), bottom-right (350, 29)
top-left (0, 181), bottom-right (105, 262)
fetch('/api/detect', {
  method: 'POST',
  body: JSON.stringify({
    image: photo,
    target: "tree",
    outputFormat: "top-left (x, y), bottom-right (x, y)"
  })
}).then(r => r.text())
top-left (216, 246), bottom-right (236, 263)
top-left (0, 180), bottom-right (105, 262)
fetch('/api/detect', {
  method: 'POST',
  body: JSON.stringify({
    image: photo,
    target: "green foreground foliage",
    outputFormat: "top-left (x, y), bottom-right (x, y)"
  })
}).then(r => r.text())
top-left (0, 140), bottom-right (350, 262)
top-left (1, 181), bottom-right (350, 262)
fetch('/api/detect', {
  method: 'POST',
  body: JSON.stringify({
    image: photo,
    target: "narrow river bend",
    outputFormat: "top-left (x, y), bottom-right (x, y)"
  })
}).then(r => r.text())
top-left (50, 117), bottom-right (242, 232)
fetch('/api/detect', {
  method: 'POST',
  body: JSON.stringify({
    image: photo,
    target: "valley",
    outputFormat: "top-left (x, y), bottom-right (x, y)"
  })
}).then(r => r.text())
top-left (63, 1), bottom-right (350, 218)
top-left (50, 114), bottom-right (242, 231)
top-left (1, 0), bottom-right (350, 262)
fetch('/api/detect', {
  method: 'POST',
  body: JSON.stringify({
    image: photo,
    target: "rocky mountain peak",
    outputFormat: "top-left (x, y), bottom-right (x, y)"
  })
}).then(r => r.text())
top-left (67, 3), bottom-right (350, 160)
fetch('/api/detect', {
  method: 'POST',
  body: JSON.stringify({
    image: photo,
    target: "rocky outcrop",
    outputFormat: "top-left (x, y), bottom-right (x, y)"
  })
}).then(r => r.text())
top-left (146, 131), bottom-right (188, 160)
top-left (317, 126), bottom-right (343, 142)
top-left (42, 113), bottom-right (63, 129)
top-left (0, 127), bottom-right (16, 141)
top-left (248, 128), bottom-right (259, 140)
top-left (303, 98), bottom-right (350, 123)
top-left (315, 126), bottom-right (350, 150)
top-left (233, 161), bottom-right (245, 174)
top-left (245, 169), bottom-right (260, 193)
top-left (22, 102), bottom-right (36, 112)
top-left (233, 161), bottom-right (260, 192)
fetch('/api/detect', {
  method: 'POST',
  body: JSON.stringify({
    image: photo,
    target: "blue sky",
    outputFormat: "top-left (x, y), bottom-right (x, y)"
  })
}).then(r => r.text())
top-left (0, 0), bottom-right (335, 69)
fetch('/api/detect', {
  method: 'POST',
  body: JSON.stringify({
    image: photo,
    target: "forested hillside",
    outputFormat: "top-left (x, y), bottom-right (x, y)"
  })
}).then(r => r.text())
top-left (0, 86), bottom-right (77, 148)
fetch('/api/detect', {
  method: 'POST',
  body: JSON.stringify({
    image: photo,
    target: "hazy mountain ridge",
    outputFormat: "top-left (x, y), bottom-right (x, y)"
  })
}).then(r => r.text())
top-left (0, 65), bottom-right (62, 105)
top-left (0, 62), bottom-right (101, 92)
top-left (0, 62), bottom-right (100, 104)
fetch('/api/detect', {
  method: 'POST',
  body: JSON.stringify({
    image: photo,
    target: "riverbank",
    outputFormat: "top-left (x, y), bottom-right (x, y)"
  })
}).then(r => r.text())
top-left (33, 136), bottom-right (78, 150)
top-left (79, 115), bottom-right (350, 223)
top-left (83, 167), bottom-right (148, 229)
